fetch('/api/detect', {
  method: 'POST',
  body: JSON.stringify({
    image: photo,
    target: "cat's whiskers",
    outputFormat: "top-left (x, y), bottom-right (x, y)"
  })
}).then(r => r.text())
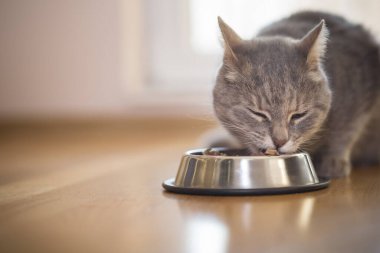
top-left (224, 123), bottom-right (263, 139)
top-left (222, 122), bottom-right (265, 146)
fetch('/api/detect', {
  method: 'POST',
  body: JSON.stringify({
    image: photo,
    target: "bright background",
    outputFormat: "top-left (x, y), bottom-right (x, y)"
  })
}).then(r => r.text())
top-left (1, 0), bottom-right (379, 119)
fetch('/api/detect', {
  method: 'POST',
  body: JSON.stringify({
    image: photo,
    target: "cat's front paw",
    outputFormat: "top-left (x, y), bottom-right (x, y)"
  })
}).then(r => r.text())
top-left (314, 156), bottom-right (351, 178)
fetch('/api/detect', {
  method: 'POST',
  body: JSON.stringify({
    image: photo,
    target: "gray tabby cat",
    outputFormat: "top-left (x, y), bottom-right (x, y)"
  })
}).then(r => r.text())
top-left (213, 11), bottom-right (380, 178)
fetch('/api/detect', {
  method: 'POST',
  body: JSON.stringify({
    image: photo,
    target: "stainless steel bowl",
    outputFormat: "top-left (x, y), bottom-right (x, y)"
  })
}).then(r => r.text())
top-left (163, 148), bottom-right (329, 195)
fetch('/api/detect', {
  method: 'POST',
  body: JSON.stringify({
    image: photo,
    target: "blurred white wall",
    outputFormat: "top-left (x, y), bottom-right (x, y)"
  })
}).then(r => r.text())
top-left (0, 0), bottom-right (129, 118)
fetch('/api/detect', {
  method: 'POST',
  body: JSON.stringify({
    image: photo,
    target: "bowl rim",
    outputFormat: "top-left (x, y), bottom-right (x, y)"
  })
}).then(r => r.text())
top-left (185, 148), bottom-right (308, 160)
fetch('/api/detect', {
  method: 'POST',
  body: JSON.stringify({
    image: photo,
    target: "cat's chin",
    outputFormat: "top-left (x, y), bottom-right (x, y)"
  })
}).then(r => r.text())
top-left (246, 146), bottom-right (263, 156)
top-left (249, 147), bottom-right (274, 156)
top-left (278, 147), bottom-right (299, 155)
top-left (249, 147), bottom-right (298, 156)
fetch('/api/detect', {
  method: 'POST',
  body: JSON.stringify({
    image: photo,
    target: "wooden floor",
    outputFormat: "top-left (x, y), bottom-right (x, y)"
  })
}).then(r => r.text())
top-left (0, 118), bottom-right (379, 253)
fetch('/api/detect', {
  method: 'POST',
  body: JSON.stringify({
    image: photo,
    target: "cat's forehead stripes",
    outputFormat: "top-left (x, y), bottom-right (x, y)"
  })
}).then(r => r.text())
top-left (251, 91), bottom-right (271, 112)
top-left (250, 93), bottom-right (260, 108)
top-left (255, 80), bottom-right (297, 105)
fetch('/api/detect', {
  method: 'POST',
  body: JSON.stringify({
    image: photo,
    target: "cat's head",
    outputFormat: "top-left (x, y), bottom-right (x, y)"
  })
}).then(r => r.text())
top-left (213, 17), bottom-right (332, 155)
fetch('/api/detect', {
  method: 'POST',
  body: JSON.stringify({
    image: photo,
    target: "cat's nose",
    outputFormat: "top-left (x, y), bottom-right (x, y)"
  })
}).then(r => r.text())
top-left (273, 137), bottom-right (287, 148)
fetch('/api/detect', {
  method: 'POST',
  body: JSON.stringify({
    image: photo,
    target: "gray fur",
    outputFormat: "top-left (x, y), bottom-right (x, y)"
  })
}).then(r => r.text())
top-left (213, 11), bottom-right (380, 178)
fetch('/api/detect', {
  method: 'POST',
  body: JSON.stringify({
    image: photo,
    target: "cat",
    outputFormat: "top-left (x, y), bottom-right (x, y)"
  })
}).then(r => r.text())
top-left (212, 11), bottom-right (380, 178)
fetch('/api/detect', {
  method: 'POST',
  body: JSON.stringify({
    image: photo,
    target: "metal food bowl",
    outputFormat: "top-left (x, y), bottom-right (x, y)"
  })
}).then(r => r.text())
top-left (162, 148), bottom-right (330, 195)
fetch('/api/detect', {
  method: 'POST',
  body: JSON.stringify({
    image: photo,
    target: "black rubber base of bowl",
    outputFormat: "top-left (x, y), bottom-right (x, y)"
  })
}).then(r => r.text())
top-left (162, 178), bottom-right (330, 196)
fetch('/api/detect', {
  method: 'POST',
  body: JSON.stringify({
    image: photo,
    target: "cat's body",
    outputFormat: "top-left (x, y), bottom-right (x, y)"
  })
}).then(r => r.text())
top-left (213, 11), bottom-right (380, 178)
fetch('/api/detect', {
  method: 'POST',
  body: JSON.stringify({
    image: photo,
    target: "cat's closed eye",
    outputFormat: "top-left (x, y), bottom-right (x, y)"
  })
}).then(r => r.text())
top-left (290, 111), bottom-right (308, 121)
top-left (247, 108), bottom-right (269, 121)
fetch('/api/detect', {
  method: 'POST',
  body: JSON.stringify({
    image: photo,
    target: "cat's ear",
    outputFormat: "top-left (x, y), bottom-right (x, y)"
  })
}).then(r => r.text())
top-left (298, 20), bottom-right (329, 68)
top-left (218, 17), bottom-right (242, 63)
